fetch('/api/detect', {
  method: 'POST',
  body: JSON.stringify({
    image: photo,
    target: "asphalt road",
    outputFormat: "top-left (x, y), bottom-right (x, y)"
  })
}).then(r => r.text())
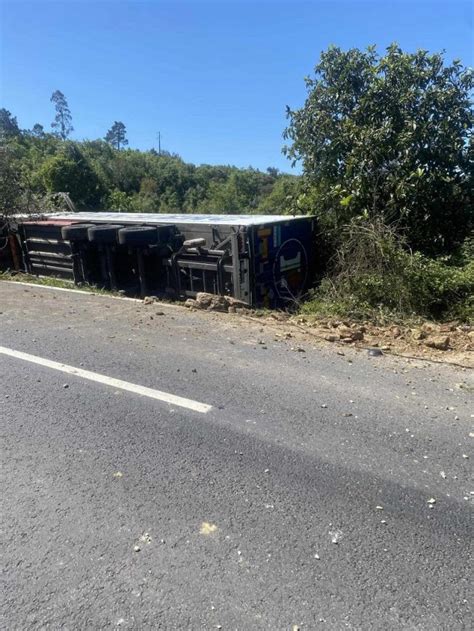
top-left (1, 281), bottom-right (472, 630)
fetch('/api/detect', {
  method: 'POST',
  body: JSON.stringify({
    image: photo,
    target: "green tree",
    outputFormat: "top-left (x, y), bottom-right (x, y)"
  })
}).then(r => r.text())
top-left (0, 144), bottom-right (23, 216)
top-left (257, 175), bottom-right (300, 215)
top-left (50, 90), bottom-right (73, 140)
top-left (105, 121), bottom-right (128, 150)
top-left (284, 44), bottom-right (474, 254)
top-left (38, 144), bottom-right (103, 207)
top-left (0, 108), bottom-right (20, 139)
top-left (30, 123), bottom-right (45, 138)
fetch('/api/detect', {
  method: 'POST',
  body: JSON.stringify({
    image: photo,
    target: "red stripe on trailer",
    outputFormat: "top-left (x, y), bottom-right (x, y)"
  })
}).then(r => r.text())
top-left (21, 220), bottom-right (75, 226)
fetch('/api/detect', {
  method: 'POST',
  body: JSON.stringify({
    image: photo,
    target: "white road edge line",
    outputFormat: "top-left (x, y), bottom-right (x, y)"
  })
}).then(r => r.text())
top-left (0, 280), bottom-right (181, 308)
top-left (0, 345), bottom-right (212, 414)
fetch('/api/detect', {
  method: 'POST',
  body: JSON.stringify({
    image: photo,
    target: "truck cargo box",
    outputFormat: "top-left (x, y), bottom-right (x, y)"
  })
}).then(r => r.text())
top-left (10, 212), bottom-right (316, 309)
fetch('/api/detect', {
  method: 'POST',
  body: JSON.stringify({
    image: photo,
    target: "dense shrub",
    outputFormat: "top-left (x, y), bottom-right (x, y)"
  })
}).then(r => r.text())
top-left (301, 219), bottom-right (474, 322)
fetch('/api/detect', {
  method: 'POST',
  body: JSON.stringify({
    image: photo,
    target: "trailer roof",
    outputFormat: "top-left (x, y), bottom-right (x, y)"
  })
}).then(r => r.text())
top-left (39, 212), bottom-right (309, 227)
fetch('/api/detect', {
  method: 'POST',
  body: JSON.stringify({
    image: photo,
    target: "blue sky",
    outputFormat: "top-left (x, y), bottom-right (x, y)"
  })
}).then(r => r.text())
top-left (1, 0), bottom-right (472, 172)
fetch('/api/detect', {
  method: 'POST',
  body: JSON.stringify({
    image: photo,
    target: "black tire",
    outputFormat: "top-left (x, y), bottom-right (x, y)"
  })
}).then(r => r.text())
top-left (118, 226), bottom-right (158, 246)
top-left (61, 223), bottom-right (96, 241)
top-left (87, 224), bottom-right (123, 244)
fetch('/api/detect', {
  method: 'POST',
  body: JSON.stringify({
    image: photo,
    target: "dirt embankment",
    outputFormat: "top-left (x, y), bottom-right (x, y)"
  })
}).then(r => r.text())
top-left (184, 292), bottom-right (473, 367)
top-left (286, 316), bottom-right (473, 367)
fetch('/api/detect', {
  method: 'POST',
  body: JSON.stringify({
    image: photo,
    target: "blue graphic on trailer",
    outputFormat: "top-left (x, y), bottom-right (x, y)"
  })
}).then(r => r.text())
top-left (252, 217), bottom-right (314, 308)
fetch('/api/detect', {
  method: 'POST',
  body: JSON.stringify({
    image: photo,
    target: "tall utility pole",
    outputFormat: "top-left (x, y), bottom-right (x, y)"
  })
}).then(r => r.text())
top-left (157, 131), bottom-right (161, 155)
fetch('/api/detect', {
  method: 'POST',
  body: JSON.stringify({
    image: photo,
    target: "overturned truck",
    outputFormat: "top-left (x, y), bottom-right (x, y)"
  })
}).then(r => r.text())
top-left (5, 212), bottom-right (316, 309)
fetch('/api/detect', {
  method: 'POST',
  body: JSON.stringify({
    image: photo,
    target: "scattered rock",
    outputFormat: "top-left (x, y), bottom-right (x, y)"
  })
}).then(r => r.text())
top-left (155, 311), bottom-right (165, 316)
top-left (184, 298), bottom-right (197, 308)
top-left (194, 292), bottom-right (213, 308)
top-left (200, 522), bottom-right (218, 535)
top-left (337, 325), bottom-right (352, 338)
top-left (325, 334), bottom-right (338, 342)
top-left (338, 325), bottom-right (364, 341)
top-left (425, 335), bottom-right (450, 351)
top-left (143, 296), bottom-right (154, 305)
top-left (440, 471), bottom-right (446, 479)
top-left (63, 383), bottom-right (69, 389)
top-left (368, 348), bottom-right (383, 357)
top-left (329, 529), bottom-right (343, 544)
top-left (226, 296), bottom-right (249, 308)
top-left (439, 322), bottom-right (457, 332)
top-left (192, 292), bottom-right (249, 312)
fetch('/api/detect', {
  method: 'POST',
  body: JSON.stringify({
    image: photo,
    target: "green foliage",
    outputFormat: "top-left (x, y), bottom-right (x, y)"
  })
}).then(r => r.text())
top-left (38, 144), bottom-right (104, 207)
top-left (0, 108), bottom-right (20, 139)
top-left (50, 90), bottom-right (73, 140)
top-left (2, 120), bottom-right (292, 215)
top-left (105, 189), bottom-right (135, 211)
top-left (105, 121), bottom-right (128, 150)
top-left (301, 219), bottom-right (474, 322)
top-left (255, 175), bottom-right (300, 214)
top-left (30, 124), bottom-right (45, 138)
top-left (0, 144), bottom-right (24, 215)
top-left (284, 44), bottom-right (474, 255)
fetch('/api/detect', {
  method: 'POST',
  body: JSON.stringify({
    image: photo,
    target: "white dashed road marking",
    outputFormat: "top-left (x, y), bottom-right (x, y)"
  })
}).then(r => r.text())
top-left (0, 345), bottom-right (212, 414)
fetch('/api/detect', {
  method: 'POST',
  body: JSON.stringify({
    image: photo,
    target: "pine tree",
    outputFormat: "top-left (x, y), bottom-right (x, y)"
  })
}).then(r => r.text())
top-left (50, 90), bottom-right (73, 140)
top-left (105, 121), bottom-right (128, 150)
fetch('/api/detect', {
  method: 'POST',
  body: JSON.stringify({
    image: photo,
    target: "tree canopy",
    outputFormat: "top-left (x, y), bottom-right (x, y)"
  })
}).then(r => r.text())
top-left (50, 90), bottom-right (74, 140)
top-left (0, 128), bottom-right (296, 216)
top-left (105, 121), bottom-right (128, 150)
top-left (0, 108), bottom-right (20, 139)
top-left (284, 44), bottom-right (473, 255)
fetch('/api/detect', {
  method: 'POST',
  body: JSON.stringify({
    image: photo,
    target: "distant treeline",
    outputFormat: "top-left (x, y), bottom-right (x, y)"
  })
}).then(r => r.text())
top-left (0, 103), bottom-right (300, 215)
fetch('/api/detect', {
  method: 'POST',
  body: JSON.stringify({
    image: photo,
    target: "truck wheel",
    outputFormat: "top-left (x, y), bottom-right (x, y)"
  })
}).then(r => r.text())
top-left (118, 226), bottom-right (158, 246)
top-left (61, 224), bottom-right (96, 241)
top-left (87, 225), bottom-right (123, 244)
